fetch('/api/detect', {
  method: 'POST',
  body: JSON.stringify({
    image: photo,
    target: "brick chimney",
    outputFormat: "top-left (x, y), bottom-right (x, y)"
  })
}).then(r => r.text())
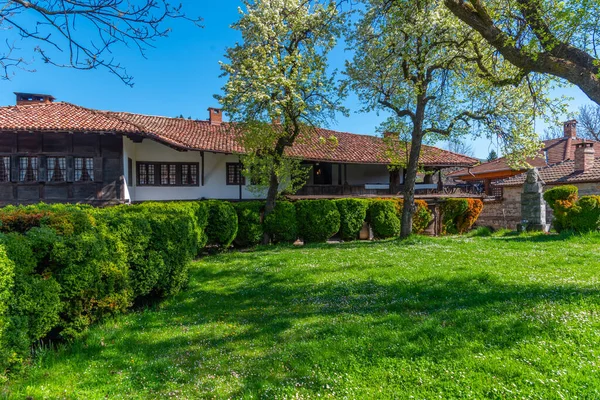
top-left (208, 107), bottom-right (223, 126)
top-left (574, 141), bottom-right (595, 172)
top-left (15, 92), bottom-right (55, 105)
top-left (564, 119), bottom-right (577, 139)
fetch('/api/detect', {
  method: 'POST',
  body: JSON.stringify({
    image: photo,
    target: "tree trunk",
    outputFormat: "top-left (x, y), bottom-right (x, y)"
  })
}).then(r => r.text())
top-left (400, 95), bottom-right (426, 239)
top-left (400, 129), bottom-right (424, 239)
top-left (262, 140), bottom-right (288, 244)
top-left (262, 169), bottom-right (280, 244)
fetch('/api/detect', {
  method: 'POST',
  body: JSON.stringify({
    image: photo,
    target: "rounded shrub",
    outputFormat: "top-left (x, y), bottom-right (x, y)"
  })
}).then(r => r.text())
top-left (456, 198), bottom-right (484, 233)
top-left (295, 200), bottom-right (341, 243)
top-left (205, 200), bottom-right (238, 249)
top-left (543, 185), bottom-right (579, 232)
top-left (368, 200), bottom-right (401, 239)
top-left (440, 198), bottom-right (469, 234)
top-left (335, 199), bottom-right (368, 241)
top-left (571, 195), bottom-right (600, 232)
top-left (234, 201), bottom-right (264, 247)
top-left (264, 201), bottom-right (298, 243)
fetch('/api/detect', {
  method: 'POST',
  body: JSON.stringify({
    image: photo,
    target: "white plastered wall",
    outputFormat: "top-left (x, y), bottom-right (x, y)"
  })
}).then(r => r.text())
top-left (123, 137), bottom-right (264, 202)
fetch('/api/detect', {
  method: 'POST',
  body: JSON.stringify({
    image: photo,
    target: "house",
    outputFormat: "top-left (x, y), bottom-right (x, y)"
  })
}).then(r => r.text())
top-left (476, 141), bottom-right (600, 229)
top-left (449, 120), bottom-right (598, 196)
top-left (0, 92), bottom-right (478, 205)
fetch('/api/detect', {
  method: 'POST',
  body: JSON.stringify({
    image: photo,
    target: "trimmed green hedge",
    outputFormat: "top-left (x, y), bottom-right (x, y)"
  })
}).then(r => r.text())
top-left (295, 200), bottom-right (341, 243)
top-left (335, 199), bottom-right (368, 241)
top-left (544, 186), bottom-right (600, 233)
top-left (234, 202), bottom-right (264, 247)
top-left (368, 200), bottom-right (401, 239)
top-left (205, 200), bottom-right (238, 250)
top-left (544, 185), bottom-right (579, 232)
top-left (0, 201), bottom-right (211, 376)
top-left (264, 201), bottom-right (298, 243)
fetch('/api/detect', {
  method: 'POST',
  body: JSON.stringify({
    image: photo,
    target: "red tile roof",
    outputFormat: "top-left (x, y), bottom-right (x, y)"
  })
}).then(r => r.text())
top-left (498, 157), bottom-right (600, 186)
top-left (449, 137), bottom-right (598, 179)
top-left (0, 102), bottom-right (478, 167)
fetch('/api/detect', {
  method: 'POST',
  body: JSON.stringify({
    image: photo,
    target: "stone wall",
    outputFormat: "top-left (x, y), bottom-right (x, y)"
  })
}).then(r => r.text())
top-left (476, 187), bottom-right (521, 230)
top-left (476, 182), bottom-right (600, 231)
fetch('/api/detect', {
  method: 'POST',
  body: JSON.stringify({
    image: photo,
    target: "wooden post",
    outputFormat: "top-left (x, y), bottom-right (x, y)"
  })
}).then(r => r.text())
top-left (201, 152), bottom-right (205, 186)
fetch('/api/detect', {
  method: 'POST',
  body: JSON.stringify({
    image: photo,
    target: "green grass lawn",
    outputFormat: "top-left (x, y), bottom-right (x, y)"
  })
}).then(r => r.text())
top-left (4, 233), bottom-right (600, 399)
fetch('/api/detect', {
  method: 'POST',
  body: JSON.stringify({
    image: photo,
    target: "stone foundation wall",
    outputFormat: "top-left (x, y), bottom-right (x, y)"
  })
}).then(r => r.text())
top-left (476, 187), bottom-right (521, 230)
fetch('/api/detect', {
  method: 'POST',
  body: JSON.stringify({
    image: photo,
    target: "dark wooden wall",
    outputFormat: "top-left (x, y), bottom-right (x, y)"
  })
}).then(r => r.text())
top-left (0, 131), bottom-right (124, 206)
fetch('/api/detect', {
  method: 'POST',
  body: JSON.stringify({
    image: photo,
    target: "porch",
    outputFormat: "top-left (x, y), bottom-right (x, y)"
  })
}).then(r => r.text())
top-left (295, 161), bottom-right (444, 197)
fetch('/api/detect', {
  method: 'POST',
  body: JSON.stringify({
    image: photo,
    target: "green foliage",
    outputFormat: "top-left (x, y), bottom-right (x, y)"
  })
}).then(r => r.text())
top-left (295, 200), bottom-right (341, 243)
top-left (368, 200), bottom-right (401, 239)
top-left (570, 196), bottom-right (600, 233)
top-left (440, 198), bottom-right (469, 234)
top-left (0, 245), bottom-right (13, 377)
top-left (0, 232), bottom-right (62, 372)
top-left (440, 198), bottom-right (484, 234)
top-left (335, 199), bottom-right (369, 241)
top-left (264, 201), bottom-right (298, 243)
top-left (544, 185), bottom-right (579, 232)
top-left (218, 0), bottom-right (346, 209)
top-left (234, 202), bottom-right (264, 247)
top-left (0, 201), bottom-right (210, 374)
top-left (205, 201), bottom-right (238, 250)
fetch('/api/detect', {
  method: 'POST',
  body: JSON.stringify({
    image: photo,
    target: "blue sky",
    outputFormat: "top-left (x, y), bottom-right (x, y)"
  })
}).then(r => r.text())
top-left (0, 0), bottom-right (594, 159)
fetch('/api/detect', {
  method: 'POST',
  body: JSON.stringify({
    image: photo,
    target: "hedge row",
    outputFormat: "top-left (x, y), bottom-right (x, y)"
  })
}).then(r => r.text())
top-left (0, 196), bottom-right (483, 375)
top-left (544, 186), bottom-right (600, 232)
top-left (0, 201), bottom-right (215, 376)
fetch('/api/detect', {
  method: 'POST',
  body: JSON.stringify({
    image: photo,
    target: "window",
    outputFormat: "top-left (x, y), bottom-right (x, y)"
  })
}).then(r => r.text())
top-left (226, 163), bottom-right (245, 185)
top-left (137, 162), bottom-right (199, 186)
top-left (47, 157), bottom-right (66, 182)
top-left (161, 164), bottom-right (177, 185)
top-left (181, 164), bottom-right (198, 185)
top-left (19, 157), bottom-right (38, 182)
top-left (137, 162), bottom-right (155, 186)
top-left (0, 157), bottom-right (9, 182)
top-left (75, 157), bottom-right (94, 182)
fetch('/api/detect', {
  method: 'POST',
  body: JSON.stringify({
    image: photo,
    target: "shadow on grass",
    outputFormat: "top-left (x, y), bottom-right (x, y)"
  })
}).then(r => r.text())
top-left (15, 255), bottom-right (600, 398)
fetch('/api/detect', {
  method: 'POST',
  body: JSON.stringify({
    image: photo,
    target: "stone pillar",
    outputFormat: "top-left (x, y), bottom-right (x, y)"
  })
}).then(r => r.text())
top-left (518, 168), bottom-right (549, 232)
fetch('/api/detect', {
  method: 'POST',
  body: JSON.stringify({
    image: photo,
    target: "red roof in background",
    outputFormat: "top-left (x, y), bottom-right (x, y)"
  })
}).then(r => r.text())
top-left (0, 102), bottom-right (478, 167)
top-left (498, 157), bottom-right (600, 186)
top-left (449, 136), bottom-right (598, 179)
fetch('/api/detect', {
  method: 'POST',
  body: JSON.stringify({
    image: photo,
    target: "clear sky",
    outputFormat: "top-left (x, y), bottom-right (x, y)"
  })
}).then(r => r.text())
top-left (0, 0), bottom-right (594, 159)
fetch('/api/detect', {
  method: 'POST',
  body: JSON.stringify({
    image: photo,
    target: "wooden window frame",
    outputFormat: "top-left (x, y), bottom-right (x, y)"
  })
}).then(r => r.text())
top-left (226, 162), bottom-right (245, 186)
top-left (0, 156), bottom-right (10, 183)
top-left (136, 161), bottom-right (200, 187)
top-left (19, 156), bottom-right (38, 183)
top-left (74, 157), bottom-right (94, 182)
top-left (47, 156), bottom-right (67, 183)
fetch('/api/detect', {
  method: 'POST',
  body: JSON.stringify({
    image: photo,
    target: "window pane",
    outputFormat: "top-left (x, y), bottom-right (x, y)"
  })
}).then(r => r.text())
top-left (75, 158), bottom-right (83, 181)
top-left (148, 164), bottom-right (155, 185)
top-left (169, 164), bottom-right (176, 185)
top-left (48, 157), bottom-right (66, 182)
top-left (0, 157), bottom-right (9, 182)
top-left (161, 164), bottom-right (169, 185)
top-left (86, 158), bottom-right (94, 181)
top-left (75, 157), bottom-right (94, 182)
top-left (19, 157), bottom-right (37, 182)
top-left (139, 163), bottom-right (147, 185)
